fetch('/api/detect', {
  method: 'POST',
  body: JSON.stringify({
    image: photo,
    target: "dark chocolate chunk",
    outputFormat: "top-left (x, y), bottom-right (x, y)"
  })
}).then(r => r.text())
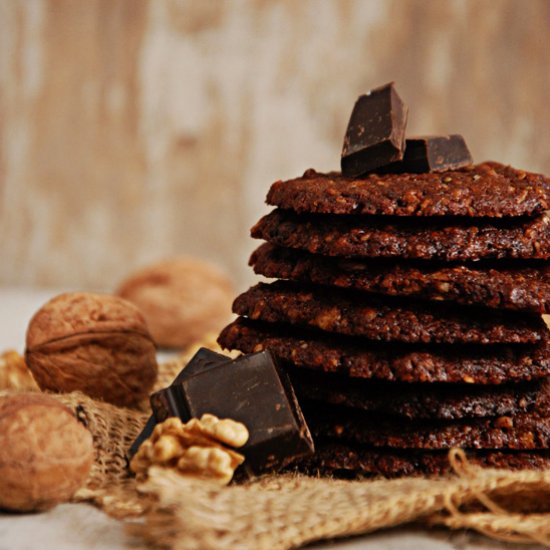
top-left (341, 83), bottom-right (408, 176)
top-left (398, 135), bottom-right (472, 173)
top-left (172, 347), bottom-right (231, 383)
top-left (151, 350), bottom-right (315, 474)
top-left (128, 348), bottom-right (230, 459)
top-left (149, 349), bottom-right (234, 423)
top-left (128, 415), bottom-right (157, 459)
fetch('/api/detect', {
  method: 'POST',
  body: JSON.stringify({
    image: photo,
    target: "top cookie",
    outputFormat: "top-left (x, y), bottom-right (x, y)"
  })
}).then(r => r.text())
top-left (266, 162), bottom-right (550, 217)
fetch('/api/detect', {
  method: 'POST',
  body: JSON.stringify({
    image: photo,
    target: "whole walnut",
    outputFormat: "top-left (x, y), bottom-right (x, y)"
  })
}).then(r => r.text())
top-left (117, 258), bottom-right (234, 349)
top-left (25, 293), bottom-right (158, 407)
top-left (0, 393), bottom-right (94, 512)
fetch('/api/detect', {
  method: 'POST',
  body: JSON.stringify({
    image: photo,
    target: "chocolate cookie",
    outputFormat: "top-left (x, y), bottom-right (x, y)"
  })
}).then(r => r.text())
top-left (290, 370), bottom-right (549, 420)
top-left (303, 405), bottom-right (549, 449)
top-left (251, 210), bottom-right (550, 261)
top-left (266, 162), bottom-right (550, 217)
top-left (295, 443), bottom-right (550, 478)
top-left (234, 281), bottom-right (546, 344)
top-left (250, 243), bottom-right (550, 313)
top-left (218, 319), bottom-right (550, 384)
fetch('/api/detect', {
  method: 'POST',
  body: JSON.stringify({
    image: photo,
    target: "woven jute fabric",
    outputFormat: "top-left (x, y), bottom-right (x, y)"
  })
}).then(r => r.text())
top-left (54, 389), bottom-right (550, 549)
top-left (129, 458), bottom-right (550, 549)
top-left (1, 349), bottom-right (549, 548)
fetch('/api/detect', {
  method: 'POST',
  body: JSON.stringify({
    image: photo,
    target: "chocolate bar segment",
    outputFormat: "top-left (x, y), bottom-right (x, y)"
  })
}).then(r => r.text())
top-left (172, 347), bottom-right (230, 384)
top-left (341, 83), bottom-right (408, 176)
top-left (128, 348), bottom-right (230, 459)
top-left (128, 415), bottom-right (157, 459)
top-left (151, 351), bottom-right (315, 473)
top-left (399, 135), bottom-right (472, 173)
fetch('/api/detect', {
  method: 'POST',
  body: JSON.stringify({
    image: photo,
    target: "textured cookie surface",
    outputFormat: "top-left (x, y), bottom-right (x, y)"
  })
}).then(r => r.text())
top-left (218, 319), bottom-right (550, 384)
top-left (290, 370), bottom-right (550, 420)
top-left (295, 443), bottom-right (550, 478)
top-left (234, 281), bottom-right (546, 344)
top-left (251, 243), bottom-right (550, 313)
top-left (252, 210), bottom-right (550, 261)
top-left (267, 162), bottom-right (550, 217)
top-left (303, 405), bottom-right (549, 449)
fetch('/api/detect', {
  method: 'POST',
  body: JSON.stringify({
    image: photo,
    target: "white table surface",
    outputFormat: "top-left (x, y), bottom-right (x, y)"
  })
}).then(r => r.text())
top-left (0, 287), bottom-right (542, 550)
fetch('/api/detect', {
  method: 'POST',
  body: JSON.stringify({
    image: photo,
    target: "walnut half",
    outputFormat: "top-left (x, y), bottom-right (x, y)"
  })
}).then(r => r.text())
top-left (130, 415), bottom-right (248, 485)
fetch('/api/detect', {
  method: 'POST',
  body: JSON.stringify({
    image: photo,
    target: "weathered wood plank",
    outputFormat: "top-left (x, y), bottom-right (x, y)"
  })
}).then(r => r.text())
top-left (1, 0), bottom-right (549, 289)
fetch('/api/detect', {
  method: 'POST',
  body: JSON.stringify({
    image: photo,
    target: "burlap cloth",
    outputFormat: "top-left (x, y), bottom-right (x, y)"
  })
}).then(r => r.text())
top-left (2, 342), bottom-right (549, 549)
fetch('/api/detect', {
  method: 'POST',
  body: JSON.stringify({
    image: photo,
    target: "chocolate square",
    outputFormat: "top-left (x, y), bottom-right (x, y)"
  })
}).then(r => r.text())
top-left (152, 351), bottom-right (315, 473)
top-left (341, 82), bottom-right (408, 176)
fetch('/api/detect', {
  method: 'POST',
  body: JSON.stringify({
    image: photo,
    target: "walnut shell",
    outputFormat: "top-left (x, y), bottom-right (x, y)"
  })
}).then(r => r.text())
top-left (25, 292), bottom-right (158, 407)
top-left (0, 393), bottom-right (94, 512)
top-left (117, 258), bottom-right (234, 348)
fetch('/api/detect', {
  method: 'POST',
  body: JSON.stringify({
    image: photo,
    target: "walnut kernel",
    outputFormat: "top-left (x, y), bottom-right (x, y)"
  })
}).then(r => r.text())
top-left (130, 414), bottom-right (248, 485)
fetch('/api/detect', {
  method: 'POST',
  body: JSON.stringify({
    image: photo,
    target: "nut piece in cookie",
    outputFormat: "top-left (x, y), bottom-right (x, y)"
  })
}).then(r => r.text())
top-left (0, 393), bottom-right (94, 512)
top-left (117, 258), bottom-right (235, 349)
top-left (130, 414), bottom-right (248, 485)
top-left (25, 292), bottom-right (158, 407)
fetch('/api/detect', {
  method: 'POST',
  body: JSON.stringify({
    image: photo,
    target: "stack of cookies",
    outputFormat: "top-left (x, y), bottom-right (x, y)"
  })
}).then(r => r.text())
top-left (218, 85), bottom-right (550, 477)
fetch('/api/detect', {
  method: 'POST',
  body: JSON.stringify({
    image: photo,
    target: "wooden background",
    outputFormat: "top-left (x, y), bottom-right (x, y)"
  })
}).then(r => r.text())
top-left (2, 0), bottom-right (550, 291)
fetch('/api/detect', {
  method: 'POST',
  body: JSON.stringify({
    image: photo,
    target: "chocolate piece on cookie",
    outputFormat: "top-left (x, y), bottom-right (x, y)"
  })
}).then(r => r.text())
top-left (233, 281), bottom-right (546, 344)
top-left (341, 83), bottom-right (408, 176)
top-left (252, 210), bottom-right (550, 261)
top-left (250, 244), bottom-right (550, 313)
top-left (397, 135), bottom-right (472, 173)
top-left (218, 318), bottom-right (550, 384)
top-left (290, 370), bottom-right (549, 420)
top-left (295, 443), bottom-right (550, 478)
top-left (303, 405), bottom-right (550, 449)
top-left (267, 162), bottom-right (550, 217)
